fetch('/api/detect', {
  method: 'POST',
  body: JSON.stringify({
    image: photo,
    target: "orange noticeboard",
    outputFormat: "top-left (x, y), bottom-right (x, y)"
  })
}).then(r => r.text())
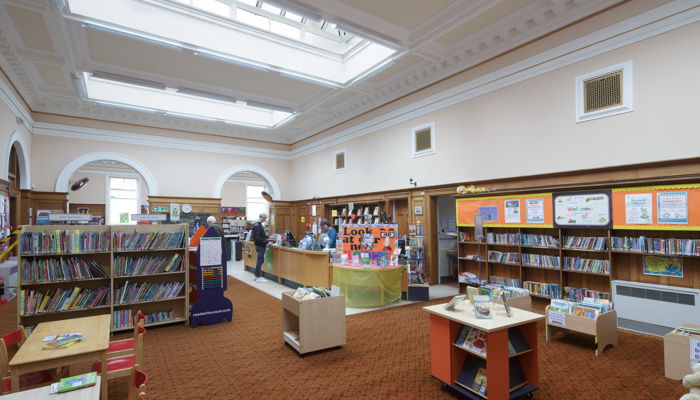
top-left (456, 193), bottom-right (553, 228)
top-left (611, 184), bottom-right (700, 230)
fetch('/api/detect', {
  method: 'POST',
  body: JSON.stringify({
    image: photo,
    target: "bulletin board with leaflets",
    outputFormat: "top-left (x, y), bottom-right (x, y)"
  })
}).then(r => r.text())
top-left (456, 193), bottom-right (554, 227)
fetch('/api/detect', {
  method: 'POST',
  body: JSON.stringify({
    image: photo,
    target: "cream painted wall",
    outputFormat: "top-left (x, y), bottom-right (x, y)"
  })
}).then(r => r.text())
top-left (288, 20), bottom-right (700, 199)
top-left (0, 94), bottom-right (31, 186)
top-left (30, 134), bottom-right (291, 200)
top-left (67, 172), bottom-right (150, 205)
top-left (220, 181), bottom-right (246, 207)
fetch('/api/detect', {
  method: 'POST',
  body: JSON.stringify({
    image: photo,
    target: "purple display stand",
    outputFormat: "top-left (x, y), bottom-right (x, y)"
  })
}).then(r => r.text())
top-left (190, 227), bottom-right (233, 327)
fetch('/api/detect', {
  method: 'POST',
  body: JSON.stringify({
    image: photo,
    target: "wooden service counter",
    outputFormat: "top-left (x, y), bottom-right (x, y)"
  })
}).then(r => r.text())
top-left (243, 242), bottom-right (331, 287)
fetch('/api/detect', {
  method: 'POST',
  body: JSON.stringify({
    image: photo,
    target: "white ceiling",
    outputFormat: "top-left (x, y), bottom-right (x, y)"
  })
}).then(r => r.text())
top-left (0, 0), bottom-right (625, 145)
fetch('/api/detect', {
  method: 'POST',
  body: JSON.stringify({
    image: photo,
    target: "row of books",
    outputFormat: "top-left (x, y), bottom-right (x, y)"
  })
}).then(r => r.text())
top-left (408, 223), bottom-right (425, 236)
top-left (113, 309), bottom-right (135, 329)
top-left (143, 309), bottom-right (176, 325)
top-left (455, 325), bottom-right (531, 359)
top-left (671, 326), bottom-right (700, 337)
top-left (291, 286), bottom-right (332, 300)
top-left (20, 230), bottom-right (110, 255)
top-left (489, 275), bottom-right (520, 288)
top-left (563, 287), bottom-right (610, 301)
top-left (522, 253), bottom-right (560, 269)
top-left (113, 230), bottom-right (185, 251)
top-left (487, 251), bottom-right (520, 265)
top-left (479, 283), bottom-right (529, 300)
top-left (114, 254), bottom-right (183, 276)
top-left (409, 270), bottom-right (427, 284)
top-left (19, 286), bottom-right (110, 316)
top-left (486, 233), bottom-right (519, 245)
top-left (21, 257), bottom-right (108, 284)
top-left (562, 236), bottom-right (609, 251)
top-left (524, 281), bottom-right (561, 298)
top-left (562, 257), bottom-right (610, 274)
top-left (550, 297), bottom-right (614, 318)
top-left (113, 281), bottom-right (184, 304)
top-left (611, 236), bottom-right (700, 256)
top-left (408, 236), bottom-right (425, 247)
top-left (485, 233), bottom-right (560, 248)
top-left (339, 206), bottom-right (380, 217)
top-left (459, 232), bottom-right (471, 242)
top-left (408, 247), bottom-right (425, 260)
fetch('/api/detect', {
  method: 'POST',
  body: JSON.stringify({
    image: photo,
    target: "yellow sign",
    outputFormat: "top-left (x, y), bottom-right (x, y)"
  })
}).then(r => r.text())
top-left (301, 217), bottom-right (305, 223)
top-left (332, 210), bottom-right (338, 217)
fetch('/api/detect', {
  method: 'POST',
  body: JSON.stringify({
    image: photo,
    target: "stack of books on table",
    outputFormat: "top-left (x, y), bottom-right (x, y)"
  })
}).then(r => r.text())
top-left (42, 333), bottom-right (84, 350)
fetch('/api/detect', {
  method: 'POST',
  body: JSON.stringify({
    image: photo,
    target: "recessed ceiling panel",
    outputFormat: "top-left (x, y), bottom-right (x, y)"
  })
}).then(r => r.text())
top-left (337, 0), bottom-right (457, 30)
top-left (7, 5), bottom-right (55, 52)
top-left (368, 53), bottom-right (422, 85)
top-left (34, 63), bottom-right (67, 88)
top-left (86, 30), bottom-right (319, 103)
top-left (318, 90), bottom-right (358, 109)
top-left (435, 0), bottom-right (536, 47)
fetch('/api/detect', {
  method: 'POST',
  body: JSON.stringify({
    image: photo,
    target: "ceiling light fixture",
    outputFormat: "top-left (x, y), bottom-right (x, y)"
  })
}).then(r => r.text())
top-left (245, 100), bottom-right (294, 113)
top-left (194, 51), bottom-right (270, 73)
top-left (166, 112), bottom-right (216, 122)
top-left (351, 59), bottom-right (397, 86)
top-left (95, 101), bottom-right (157, 113)
top-left (279, 71), bottom-right (341, 88)
top-left (176, 88), bottom-right (238, 104)
top-left (90, 72), bottom-right (166, 91)
top-left (82, 22), bottom-right (182, 51)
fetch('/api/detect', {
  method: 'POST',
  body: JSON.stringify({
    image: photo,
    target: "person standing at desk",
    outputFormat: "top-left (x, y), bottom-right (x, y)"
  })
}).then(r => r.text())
top-left (251, 213), bottom-right (269, 283)
top-left (319, 219), bottom-right (337, 248)
top-left (207, 216), bottom-right (225, 239)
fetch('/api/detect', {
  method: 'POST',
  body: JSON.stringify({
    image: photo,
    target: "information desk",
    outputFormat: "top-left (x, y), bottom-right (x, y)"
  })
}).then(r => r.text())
top-left (424, 302), bottom-right (544, 399)
top-left (9, 315), bottom-right (110, 399)
top-left (243, 242), bottom-right (331, 288)
top-left (331, 264), bottom-right (404, 308)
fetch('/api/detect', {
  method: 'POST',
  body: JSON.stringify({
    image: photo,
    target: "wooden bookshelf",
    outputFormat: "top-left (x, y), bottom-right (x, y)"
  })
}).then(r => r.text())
top-left (282, 291), bottom-right (346, 355)
top-left (544, 305), bottom-right (618, 356)
top-left (18, 224), bottom-right (189, 333)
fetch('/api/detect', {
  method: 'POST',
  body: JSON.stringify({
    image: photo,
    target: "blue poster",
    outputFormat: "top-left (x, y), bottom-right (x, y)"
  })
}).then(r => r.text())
top-left (478, 206), bottom-right (498, 222)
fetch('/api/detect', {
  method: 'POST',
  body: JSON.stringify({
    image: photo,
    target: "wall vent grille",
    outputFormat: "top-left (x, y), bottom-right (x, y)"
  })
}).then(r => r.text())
top-left (584, 71), bottom-right (622, 113)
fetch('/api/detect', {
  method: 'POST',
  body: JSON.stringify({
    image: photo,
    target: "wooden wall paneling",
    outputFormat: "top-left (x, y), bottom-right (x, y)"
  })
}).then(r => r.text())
top-left (69, 203), bottom-right (106, 218)
top-left (19, 190), bottom-right (68, 225)
top-left (147, 196), bottom-right (222, 221)
top-left (269, 201), bottom-right (293, 236)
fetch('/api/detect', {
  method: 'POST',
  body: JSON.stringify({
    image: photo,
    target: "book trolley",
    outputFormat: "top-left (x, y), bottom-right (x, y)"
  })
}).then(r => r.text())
top-left (544, 306), bottom-right (618, 356)
top-left (424, 300), bottom-right (543, 399)
top-left (282, 291), bottom-right (346, 355)
top-left (664, 323), bottom-right (700, 379)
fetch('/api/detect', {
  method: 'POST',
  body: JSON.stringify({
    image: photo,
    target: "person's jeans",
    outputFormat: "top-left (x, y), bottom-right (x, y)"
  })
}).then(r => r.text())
top-left (254, 245), bottom-right (266, 278)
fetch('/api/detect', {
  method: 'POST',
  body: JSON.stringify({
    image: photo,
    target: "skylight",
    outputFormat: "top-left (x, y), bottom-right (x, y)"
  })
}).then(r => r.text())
top-left (82, 72), bottom-right (296, 129)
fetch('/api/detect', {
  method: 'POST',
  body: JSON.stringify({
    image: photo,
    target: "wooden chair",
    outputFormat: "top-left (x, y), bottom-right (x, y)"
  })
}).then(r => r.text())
top-left (128, 364), bottom-right (148, 400)
top-left (0, 328), bottom-right (61, 391)
top-left (92, 327), bottom-right (144, 380)
top-left (108, 312), bottom-right (145, 359)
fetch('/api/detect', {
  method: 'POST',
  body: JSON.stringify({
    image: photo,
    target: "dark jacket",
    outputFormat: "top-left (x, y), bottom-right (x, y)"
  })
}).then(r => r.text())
top-left (251, 221), bottom-right (268, 247)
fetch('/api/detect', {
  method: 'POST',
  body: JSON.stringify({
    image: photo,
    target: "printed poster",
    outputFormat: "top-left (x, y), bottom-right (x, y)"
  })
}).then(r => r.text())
top-left (338, 224), bottom-right (398, 259)
top-left (643, 255), bottom-right (683, 278)
top-left (625, 193), bottom-right (652, 224)
top-left (553, 191), bottom-right (612, 229)
top-left (200, 237), bottom-right (222, 267)
top-left (478, 206), bottom-right (498, 222)
top-left (170, 203), bottom-right (180, 221)
top-left (504, 200), bottom-right (521, 224)
top-left (526, 198), bottom-right (544, 224)
top-left (658, 192), bottom-right (688, 224)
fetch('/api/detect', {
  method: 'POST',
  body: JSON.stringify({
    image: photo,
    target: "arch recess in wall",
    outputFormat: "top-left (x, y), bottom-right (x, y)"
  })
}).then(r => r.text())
top-left (7, 130), bottom-right (31, 190)
top-left (54, 152), bottom-right (158, 196)
top-left (214, 165), bottom-right (281, 200)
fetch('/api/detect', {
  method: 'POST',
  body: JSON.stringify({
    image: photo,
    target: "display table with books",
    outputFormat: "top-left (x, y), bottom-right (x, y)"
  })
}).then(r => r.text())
top-left (545, 298), bottom-right (617, 356)
top-left (424, 299), bottom-right (544, 399)
top-left (331, 264), bottom-right (404, 308)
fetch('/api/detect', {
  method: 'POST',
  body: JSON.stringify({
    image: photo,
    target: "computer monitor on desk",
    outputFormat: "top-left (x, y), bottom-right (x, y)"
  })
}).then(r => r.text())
top-left (283, 230), bottom-right (297, 247)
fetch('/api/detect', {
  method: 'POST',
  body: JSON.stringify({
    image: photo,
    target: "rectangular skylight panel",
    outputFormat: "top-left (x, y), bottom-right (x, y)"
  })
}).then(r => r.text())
top-left (237, 8), bottom-right (270, 30)
top-left (260, 4), bottom-right (281, 15)
top-left (283, 11), bottom-right (303, 23)
top-left (237, 0), bottom-right (257, 7)
top-left (192, 0), bottom-right (230, 17)
top-left (271, 20), bottom-right (299, 40)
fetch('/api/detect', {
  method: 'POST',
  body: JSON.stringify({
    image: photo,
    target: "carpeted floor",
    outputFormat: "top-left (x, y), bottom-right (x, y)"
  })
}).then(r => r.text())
top-left (0, 276), bottom-right (689, 399)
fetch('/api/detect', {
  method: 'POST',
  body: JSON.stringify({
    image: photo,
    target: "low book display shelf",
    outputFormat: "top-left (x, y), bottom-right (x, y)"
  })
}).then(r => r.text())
top-left (664, 323), bottom-right (700, 380)
top-left (544, 305), bottom-right (618, 356)
top-left (424, 300), bottom-right (544, 399)
top-left (282, 291), bottom-right (346, 355)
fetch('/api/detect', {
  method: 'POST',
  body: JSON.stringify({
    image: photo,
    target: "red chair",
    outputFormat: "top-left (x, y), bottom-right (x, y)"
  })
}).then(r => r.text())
top-left (0, 328), bottom-right (62, 391)
top-left (92, 327), bottom-right (144, 380)
top-left (108, 311), bottom-right (145, 359)
top-left (128, 364), bottom-right (148, 400)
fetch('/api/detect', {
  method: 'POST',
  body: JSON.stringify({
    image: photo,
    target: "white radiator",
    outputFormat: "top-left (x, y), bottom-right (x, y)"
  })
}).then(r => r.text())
top-left (612, 280), bottom-right (700, 337)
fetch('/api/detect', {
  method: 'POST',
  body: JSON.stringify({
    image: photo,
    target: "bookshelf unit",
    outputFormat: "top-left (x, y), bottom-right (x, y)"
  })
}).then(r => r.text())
top-left (424, 302), bottom-right (544, 399)
top-left (221, 217), bottom-right (247, 235)
top-left (329, 202), bottom-right (383, 229)
top-left (18, 224), bottom-right (189, 334)
top-left (282, 291), bottom-right (346, 355)
top-left (408, 223), bottom-right (428, 301)
top-left (457, 226), bottom-right (486, 292)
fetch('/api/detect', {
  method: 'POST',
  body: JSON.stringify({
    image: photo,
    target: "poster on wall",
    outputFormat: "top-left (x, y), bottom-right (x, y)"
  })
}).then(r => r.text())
top-left (526, 198), bottom-right (545, 224)
top-left (478, 206), bottom-right (499, 222)
top-left (337, 224), bottom-right (398, 263)
top-left (553, 190), bottom-right (612, 229)
top-left (658, 192), bottom-right (688, 224)
top-left (625, 193), bottom-right (653, 225)
top-left (504, 200), bottom-right (521, 224)
top-left (170, 203), bottom-right (181, 222)
top-left (643, 255), bottom-right (683, 278)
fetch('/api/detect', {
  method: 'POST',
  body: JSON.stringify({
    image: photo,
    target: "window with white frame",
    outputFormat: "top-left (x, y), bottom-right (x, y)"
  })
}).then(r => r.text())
top-left (108, 176), bottom-right (140, 225)
top-left (246, 184), bottom-right (267, 220)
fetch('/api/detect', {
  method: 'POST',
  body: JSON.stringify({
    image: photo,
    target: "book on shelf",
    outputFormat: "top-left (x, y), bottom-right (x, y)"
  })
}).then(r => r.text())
top-left (549, 299), bottom-right (575, 313)
top-left (472, 367), bottom-right (488, 395)
top-left (455, 325), bottom-right (470, 347)
top-left (283, 330), bottom-right (300, 343)
top-left (473, 295), bottom-right (492, 319)
top-left (49, 372), bottom-right (97, 394)
top-left (455, 356), bottom-right (487, 396)
top-left (461, 327), bottom-right (487, 357)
